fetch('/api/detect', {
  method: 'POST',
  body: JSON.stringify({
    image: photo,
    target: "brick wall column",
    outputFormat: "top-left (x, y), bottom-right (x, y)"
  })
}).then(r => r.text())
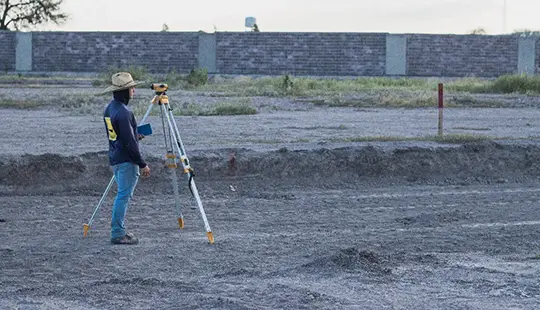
top-left (518, 37), bottom-right (536, 75)
top-left (198, 33), bottom-right (217, 73)
top-left (15, 32), bottom-right (32, 72)
top-left (385, 34), bottom-right (406, 76)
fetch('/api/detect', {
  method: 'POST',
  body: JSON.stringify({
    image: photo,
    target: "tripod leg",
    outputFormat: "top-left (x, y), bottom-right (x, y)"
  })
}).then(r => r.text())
top-left (160, 104), bottom-right (185, 229)
top-left (187, 178), bottom-right (214, 244)
top-left (84, 176), bottom-right (115, 237)
top-left (139, 102), bottom-right (155, 125)
top-left (169, 164), bottom-right (185, 229)
top-left (163, 106), bottom-right (214, 244)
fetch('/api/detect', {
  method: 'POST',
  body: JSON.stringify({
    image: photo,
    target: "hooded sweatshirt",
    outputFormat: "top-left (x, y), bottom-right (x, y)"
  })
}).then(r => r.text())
top-left (103, 89), bottom-right (147, 168)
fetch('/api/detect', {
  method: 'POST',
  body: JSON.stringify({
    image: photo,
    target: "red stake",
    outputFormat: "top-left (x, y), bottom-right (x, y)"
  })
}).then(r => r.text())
top-left (438, 83), bottom-right (444, 136)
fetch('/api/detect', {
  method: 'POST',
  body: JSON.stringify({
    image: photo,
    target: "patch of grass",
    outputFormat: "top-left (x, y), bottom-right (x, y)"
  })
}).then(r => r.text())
top-left (196, 76), bottom-right (431, 98)
top-left (491, 75), bottom-right (540, 94)
top-left (316, 91), bottom-right (438, 108)
top-left (445, 78), bottom-right (492, 93)
top-left (131, 100), bottom-right (257, 117)
top-left (285, 125), bottom-right (348, 130)
top-left (430, 134), bottom-right (495, 143)
top-left (213, 102), bottom-right (257, 116)
top-left (311, 91), bottom-right (508, 108)
top-left (446, 75), bottom-right (540, 94)
top-left (195, 74), bottom-right (540, 99)
top-left (0, 98), bottom-right (41, 109)
top-left (452, 127), bottom-right (491, 131)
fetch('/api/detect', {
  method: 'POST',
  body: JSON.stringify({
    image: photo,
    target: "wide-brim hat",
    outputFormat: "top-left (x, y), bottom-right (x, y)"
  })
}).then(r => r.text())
top-left (97, 72), bottom-right (145, 95)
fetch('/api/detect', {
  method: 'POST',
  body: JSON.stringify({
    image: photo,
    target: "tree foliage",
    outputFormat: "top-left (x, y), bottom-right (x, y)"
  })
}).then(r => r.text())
top-left (0, 0), bottom-right (68, 30)
top-left (469, 27), bottom-right (486, 35)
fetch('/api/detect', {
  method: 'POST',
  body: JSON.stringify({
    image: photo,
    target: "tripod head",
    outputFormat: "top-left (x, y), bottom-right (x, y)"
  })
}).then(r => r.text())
top-left (151, 83), bottom-right (168, 94)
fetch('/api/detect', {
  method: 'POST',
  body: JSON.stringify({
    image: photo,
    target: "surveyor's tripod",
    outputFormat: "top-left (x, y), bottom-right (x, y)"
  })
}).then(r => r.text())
top-left (83, 83), bottom-right (214, 244)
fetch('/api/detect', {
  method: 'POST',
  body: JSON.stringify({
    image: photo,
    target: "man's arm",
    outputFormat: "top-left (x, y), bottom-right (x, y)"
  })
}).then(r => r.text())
top-left (115, 110), bottom-right (147, 169)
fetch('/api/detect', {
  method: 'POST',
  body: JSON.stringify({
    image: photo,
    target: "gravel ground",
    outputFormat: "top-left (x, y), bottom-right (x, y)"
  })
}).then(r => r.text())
top-left (1, 84), bottom-right (540, 309)
top-left (2, 86), bottom-right (540, 157)
top-left (1, 183), bottom-right (540, 309)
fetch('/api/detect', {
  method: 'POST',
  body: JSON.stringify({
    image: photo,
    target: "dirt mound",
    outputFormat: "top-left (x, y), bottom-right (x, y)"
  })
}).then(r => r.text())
top-left (1, 142), bottom-right (540, 195)
top-left (303, 247), bottom-right (393, 275)
top-left (0, 153), bottom-right (86, 186)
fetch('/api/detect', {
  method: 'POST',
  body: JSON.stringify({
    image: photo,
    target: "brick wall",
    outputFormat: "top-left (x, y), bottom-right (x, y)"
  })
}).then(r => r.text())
top-left (32, 32), bottom-right (199, 72)
top-left (0, 31), bottom-right (536, 77)
top-left (216, 32), bottom-right (387, 76)
top-left (407, 34), bottom-right (519, 77)
top-left (0, 31), bottom-right (16, 71)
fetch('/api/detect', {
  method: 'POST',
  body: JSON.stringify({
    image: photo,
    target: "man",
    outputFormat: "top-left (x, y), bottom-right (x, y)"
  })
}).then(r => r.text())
top-left (100, 72), bottom-right (151, 245)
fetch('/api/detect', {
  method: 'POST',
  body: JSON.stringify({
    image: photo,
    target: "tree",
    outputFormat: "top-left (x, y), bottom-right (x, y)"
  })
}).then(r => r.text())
top-left (469, 27), bottom-right (486, 35)
top-left (253, 23), bottom-right (260, 32)
top-left (161, 23), bottom-right (169, 32)
top-left (0, 0), bottom-right (68, 31)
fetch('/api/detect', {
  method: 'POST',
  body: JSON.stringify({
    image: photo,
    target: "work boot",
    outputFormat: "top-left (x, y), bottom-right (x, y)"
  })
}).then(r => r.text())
top-left (111, 232), bottom-right (139, 245)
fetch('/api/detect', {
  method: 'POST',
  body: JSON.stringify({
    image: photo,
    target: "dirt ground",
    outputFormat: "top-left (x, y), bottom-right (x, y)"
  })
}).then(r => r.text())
top-left (1, 84), bottom-right (540, 309)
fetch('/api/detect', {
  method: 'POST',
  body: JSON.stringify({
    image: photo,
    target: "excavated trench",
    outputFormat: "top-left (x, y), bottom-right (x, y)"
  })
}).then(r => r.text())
top-left (2, 141), bottom-right (540, 196)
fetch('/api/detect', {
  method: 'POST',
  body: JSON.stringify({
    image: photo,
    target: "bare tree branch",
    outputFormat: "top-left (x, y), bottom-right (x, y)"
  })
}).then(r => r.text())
top-left (0, 0), bottom-right (10, 30)
top-left (0, 0), bottom-right (67, 30)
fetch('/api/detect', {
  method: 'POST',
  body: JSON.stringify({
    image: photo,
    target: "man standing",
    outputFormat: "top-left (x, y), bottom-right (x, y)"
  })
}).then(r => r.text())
top-left (100, 72), bottom-right (150, 245)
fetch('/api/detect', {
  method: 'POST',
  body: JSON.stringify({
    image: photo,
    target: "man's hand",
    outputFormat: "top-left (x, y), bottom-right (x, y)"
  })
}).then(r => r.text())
top-left (137, 134), bottom-right (145, 141)
top-left (141, 165), bottom-right (150, 177)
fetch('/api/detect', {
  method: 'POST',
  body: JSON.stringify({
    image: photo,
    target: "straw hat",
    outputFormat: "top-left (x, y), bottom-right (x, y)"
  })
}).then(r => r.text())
top-left (98, 72), bottom-right (145, 94)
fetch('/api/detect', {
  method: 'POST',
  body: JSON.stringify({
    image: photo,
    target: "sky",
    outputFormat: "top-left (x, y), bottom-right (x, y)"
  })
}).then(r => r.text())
top-left (40, 0), bottom-right (539, 34)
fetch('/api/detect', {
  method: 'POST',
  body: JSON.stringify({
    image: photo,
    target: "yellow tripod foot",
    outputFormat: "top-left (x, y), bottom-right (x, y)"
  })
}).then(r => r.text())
top-left (207, 232), bottom-right (215, 244)
top-left (178, 218), bottom-right (185, 229)
top-left (83, 224), bottom-right (90, 237)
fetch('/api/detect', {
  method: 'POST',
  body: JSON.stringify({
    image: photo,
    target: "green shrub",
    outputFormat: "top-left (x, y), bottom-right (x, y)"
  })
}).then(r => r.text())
top-left (94, 65), bottom-right (148, 86)
top-left (164, 70), bottom-right (186, 88)
top-left (280, 75), bottom-right (294, 93)
top-left (187, 68), bottom-right (208, 86)
top-left (444, 78), bottom-right (491, 93)
top-left (491, 75), bottom-right (540, 94)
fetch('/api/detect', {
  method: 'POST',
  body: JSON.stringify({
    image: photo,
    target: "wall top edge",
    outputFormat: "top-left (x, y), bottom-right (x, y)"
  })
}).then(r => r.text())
top-left (0, 30), bottom-right (537, 38)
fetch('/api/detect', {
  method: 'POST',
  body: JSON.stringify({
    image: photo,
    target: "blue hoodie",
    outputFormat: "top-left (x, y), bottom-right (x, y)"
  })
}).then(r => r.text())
top-left (103, 98), bottom-right (147, 168)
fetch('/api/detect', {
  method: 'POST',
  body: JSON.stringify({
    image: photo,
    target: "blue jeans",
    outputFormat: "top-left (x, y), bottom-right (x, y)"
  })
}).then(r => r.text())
top-left (111, 162), bottom-right (140, 239)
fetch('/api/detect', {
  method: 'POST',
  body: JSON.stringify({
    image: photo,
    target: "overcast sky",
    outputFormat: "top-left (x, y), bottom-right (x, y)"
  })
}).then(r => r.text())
top-left (42, 0), bottom-right (538, 34)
